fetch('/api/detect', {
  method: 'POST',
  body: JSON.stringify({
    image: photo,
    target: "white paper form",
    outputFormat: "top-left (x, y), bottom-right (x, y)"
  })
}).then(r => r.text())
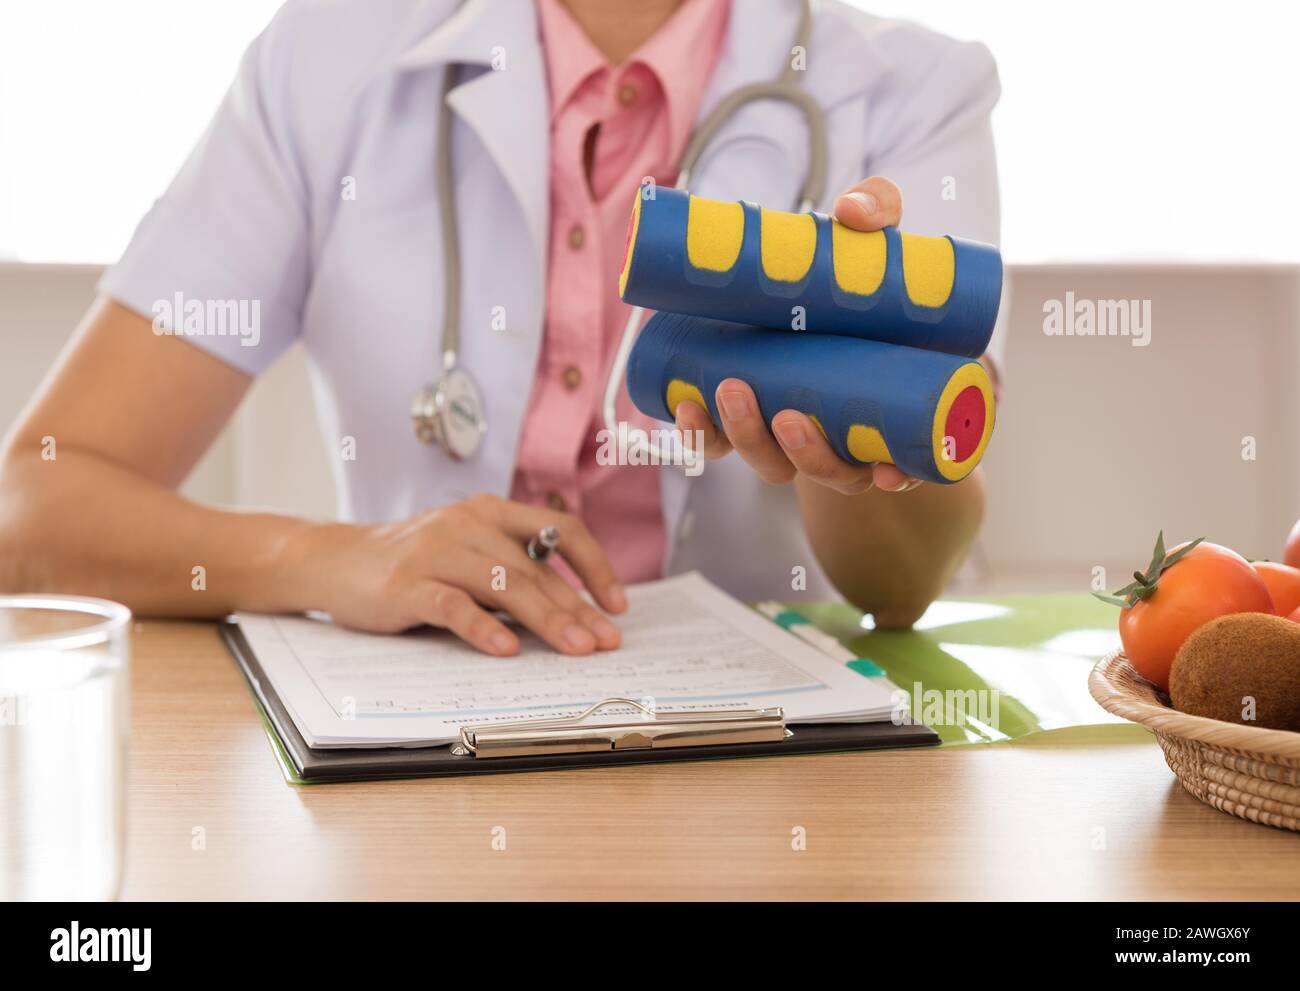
top-left (235, 571), bottom-right (899, 748)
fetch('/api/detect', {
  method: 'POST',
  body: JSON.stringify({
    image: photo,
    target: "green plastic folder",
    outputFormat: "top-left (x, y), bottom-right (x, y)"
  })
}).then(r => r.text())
top-left (783, 593), bottom-right (1145, 746)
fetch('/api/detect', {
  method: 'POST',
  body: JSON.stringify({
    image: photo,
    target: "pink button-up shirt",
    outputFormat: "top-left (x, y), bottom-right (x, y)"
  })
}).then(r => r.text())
top-left (509, 0), bottom-right (731, 583)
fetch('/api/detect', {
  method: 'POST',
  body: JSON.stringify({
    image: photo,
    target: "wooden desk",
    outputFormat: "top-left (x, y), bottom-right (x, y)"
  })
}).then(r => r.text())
top-left (123, 620), bottom-right (1299, 900)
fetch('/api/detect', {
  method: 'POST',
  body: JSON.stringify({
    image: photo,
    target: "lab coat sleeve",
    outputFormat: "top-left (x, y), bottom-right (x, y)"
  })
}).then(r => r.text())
top-left (98, 4), bottom-right (311, 376)
top-left (859, 31), bottom-right (1009, 380)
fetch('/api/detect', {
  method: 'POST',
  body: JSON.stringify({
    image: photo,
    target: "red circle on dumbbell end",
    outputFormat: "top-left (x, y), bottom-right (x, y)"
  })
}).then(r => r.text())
top-left (943, 386), bottom-right (986, 463)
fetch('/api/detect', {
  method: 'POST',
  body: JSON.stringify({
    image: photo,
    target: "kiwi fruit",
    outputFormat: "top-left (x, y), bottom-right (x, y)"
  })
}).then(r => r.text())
top-left (1168, 612), bottom-right (1300, 731)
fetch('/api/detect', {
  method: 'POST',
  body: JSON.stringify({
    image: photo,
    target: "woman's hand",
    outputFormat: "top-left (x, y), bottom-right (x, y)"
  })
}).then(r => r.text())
top-left (288, 494), bottom-right (627, 656)
top-left (672, 176), bottom-right (920, 494)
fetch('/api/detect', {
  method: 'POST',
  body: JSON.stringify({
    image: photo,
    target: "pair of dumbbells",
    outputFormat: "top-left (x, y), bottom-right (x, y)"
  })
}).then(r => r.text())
top-left (619, 187), bottom-right (1000, 484)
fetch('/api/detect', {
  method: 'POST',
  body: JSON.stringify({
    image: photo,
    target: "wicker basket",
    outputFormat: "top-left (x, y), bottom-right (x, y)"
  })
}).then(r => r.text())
top-left (1089, 652), bottom-right (1300, 832)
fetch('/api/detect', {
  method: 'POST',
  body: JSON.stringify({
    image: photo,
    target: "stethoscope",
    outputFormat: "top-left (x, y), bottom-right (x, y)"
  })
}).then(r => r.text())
top-left (412, 0), bottom-right (827, 461)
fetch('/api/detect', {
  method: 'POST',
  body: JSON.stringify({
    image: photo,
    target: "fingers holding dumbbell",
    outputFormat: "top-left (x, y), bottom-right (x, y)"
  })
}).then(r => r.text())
top-left (770, 410), bottom-right (875, 495)
top-left (714, 379), bottom-right (796, 485)
top-left (673, 398), bottom-right (731, 460)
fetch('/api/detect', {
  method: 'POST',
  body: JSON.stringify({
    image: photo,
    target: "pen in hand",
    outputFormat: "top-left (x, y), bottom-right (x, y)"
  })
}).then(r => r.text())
top-left (527, 525), bottom-right (560, 562)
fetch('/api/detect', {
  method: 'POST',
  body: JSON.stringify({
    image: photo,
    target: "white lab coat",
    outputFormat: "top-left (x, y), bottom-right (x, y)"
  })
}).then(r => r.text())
top-left (101, 0), bottom-right (1005, 602)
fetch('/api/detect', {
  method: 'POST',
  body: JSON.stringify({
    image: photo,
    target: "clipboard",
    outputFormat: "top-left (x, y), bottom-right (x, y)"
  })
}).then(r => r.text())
top-left (220, 620), bottom-right (940, 783)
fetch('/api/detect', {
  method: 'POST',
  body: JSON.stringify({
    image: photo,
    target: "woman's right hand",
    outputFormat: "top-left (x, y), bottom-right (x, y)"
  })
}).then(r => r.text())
top-left (287, 494), bottom-right (627, 656)
top-left (0, 304), bottom-right (623, 653)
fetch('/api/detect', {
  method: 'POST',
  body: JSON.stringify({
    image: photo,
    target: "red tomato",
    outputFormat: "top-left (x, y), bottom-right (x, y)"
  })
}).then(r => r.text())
top-left (1253, 561), bottom-right (1300, 617)
top-left (1287, 519), bottom-right (1300, 569)
top-left (1112, 539), bottom-right (1273, 692)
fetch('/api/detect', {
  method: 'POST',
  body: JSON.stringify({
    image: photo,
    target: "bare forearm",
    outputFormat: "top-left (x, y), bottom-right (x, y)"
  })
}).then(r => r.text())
top-left (796, 469), bottom-right (987, 626)
top-left (0, 447), bottom-right (316, 617)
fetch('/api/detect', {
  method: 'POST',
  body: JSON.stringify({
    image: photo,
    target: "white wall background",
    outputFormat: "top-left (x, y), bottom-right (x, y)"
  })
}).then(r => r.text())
top-left (0, 1), bottom-right (283, 262)
top-left (853, 0), bottom-right (1300, 263)
top-left (4, 0), bottom-right (1299, 264)
top-left (985, 265), bottom-right (1300, 588)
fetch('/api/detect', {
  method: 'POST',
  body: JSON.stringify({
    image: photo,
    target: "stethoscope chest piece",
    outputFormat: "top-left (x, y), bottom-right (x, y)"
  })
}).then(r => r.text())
top-left (411, 366), bottom-right (486, 459)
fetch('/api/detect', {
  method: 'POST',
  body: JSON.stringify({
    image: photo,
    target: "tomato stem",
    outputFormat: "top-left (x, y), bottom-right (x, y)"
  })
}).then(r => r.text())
top-left (1092, 531), bottom-right (1207, 609)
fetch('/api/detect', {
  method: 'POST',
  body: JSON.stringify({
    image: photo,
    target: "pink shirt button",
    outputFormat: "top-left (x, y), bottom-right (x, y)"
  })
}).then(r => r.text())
top-left (514, 0), bottom-right (732, 584)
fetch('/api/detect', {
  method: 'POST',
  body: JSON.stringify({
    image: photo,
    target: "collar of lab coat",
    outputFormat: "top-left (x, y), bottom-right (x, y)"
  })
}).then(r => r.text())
top-left (393, 0), bottom-right (551, 278)
top-left (391, 0), bottom-right (894, 253)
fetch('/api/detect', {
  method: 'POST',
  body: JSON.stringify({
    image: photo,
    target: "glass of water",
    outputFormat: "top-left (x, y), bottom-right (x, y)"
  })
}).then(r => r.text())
top-left (0, 595), bottom-right (130, 901)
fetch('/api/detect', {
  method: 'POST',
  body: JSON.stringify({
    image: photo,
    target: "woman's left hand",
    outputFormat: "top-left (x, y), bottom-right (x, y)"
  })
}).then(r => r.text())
top-left (672, 175), bottom-right (920, 495)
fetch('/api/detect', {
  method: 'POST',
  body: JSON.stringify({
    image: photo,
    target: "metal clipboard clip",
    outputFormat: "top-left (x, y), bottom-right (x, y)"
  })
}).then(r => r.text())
top-left (450, 697), bottom-right (788, 759)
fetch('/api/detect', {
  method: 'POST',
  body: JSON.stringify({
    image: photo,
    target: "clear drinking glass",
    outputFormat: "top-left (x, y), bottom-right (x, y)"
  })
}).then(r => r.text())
top-left (0, 595), bottom-right (130, 901)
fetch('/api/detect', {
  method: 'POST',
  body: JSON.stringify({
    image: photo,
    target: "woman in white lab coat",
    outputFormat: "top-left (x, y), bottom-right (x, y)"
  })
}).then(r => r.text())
top-left (0, 0), bottom-right (1003, 656)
